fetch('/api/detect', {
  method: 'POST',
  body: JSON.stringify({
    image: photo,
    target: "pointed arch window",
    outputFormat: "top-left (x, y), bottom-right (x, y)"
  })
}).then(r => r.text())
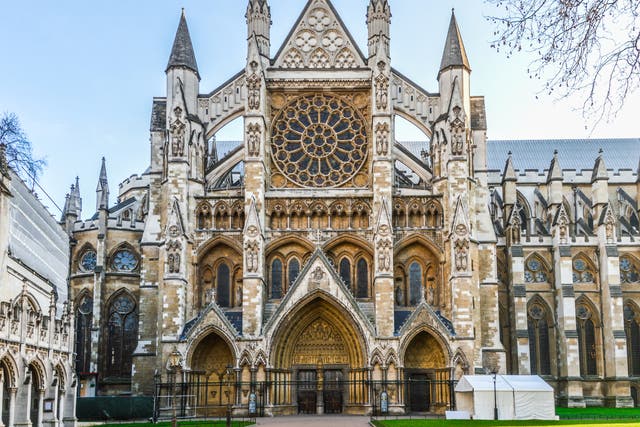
top-left (573, 257), bottom-right (596, 283)
top-left (409, 262), bottom-right (422, 306)
top-left (356, 259), bottom-right (369, 298)
top-left (105, 292), bottom-right (138, 378)
top-left (339, 258), bottom-right (351, 288)
top-left (217, 263), bottom-right (231, 307)
top-left (624, 303), bottom-right (640, 376)
top-left (525, 257), bottom-right (549, 283)
top-left (288, 258), bottom-right (300, 287)
top-left (527, 302), bottom-right (551, 375)
top-left (576, 303), bottom-right (598, 376)
top-left (75, 294), bottom-right (93, 375)
top-left (620, 256), bottom-right (640, 284)
top-left (271, 259), bottom-right (283, 299)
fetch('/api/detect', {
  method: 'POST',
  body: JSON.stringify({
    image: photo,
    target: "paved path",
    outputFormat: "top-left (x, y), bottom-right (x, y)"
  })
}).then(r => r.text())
top-left (256, 415), bottom-right (370, 426)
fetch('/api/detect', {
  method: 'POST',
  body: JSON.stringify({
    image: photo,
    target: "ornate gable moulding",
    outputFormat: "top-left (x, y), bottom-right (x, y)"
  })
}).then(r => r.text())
top-left (266, 79), bottom-right (371, 90)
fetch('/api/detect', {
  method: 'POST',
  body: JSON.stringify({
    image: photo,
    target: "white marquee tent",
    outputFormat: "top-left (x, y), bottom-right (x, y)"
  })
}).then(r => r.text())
top-left (454, 375), bottom-right (555, 420)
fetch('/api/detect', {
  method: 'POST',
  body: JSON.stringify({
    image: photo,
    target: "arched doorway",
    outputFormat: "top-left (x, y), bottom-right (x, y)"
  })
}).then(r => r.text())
top-left (189, 331), bottom-right (236, 416)
top-left (403, 330), bottom-right (448, 413)
top-left (271, 297), bottom-right (367, 415)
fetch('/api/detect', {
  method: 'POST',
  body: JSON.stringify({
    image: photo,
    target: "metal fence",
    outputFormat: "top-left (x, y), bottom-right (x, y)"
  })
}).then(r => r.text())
top-left (153, 376), bottom-right (457, 420)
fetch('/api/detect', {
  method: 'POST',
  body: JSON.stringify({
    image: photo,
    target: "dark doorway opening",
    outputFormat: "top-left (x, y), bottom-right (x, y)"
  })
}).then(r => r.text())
top-left (297, 370), bottom-right (317, 414)
top-left (323, 370), bottom-right (344, 414)
top-left (408, 373), bottom-right (430, 412)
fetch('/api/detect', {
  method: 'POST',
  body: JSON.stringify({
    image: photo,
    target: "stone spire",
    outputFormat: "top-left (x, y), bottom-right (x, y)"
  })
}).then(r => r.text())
top-left (439, 10), bottom-right (470, 75)
top-left (71, 176), bottom-right (82, 215)
top-left (502, 152), bottom-right (517, 184)
top-left (367, 0), bottom-right (391, 58)
top-left (96, 157), bottom-right (109, 211)
top-left (166, 9), bottom-right (200, 78)
top-left (246, 0), bottom-right (271, 58)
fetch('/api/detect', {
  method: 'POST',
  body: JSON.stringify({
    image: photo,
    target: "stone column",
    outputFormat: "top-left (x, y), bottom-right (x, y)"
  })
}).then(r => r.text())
top-left (508, 245), bottom-right (530, 374)
top-left (553, 240), bottom-right (584, 407)
top-left (597, 216), bottom-right (633, 407)
top-left (56, 393), bottom-right (64, 427)
top-left (0, 374), bottom-right (4, 427)
top-left (37, 391), bottom-right (44, 427)
top-left (8, 388), bottom-right (16, 427)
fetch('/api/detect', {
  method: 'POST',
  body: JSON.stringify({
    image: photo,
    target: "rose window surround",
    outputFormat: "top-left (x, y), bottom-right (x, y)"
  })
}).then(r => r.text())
top-left (271, 94), bottom-right (368, 188)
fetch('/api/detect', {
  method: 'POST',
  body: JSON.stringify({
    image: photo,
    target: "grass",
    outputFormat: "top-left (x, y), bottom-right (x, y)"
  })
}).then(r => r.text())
top-left (557, 408), bottom-right (640, 419)
top-left (372, 421), bottom-right (640, 426)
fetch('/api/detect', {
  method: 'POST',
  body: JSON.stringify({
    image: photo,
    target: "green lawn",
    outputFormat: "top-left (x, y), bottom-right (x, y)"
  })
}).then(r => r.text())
top-left (372, 421), bottom-right (640, 426)
top-left (557, 408), bottom-right (640, 419)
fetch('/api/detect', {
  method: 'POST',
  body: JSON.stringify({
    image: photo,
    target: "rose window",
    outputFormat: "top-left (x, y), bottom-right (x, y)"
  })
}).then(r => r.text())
top-left (271, 94), bottom-right (368, 188)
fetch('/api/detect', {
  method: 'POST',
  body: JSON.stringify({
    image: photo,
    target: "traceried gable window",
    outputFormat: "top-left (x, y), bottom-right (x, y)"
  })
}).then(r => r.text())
top-left (573, 257), bottom-right (596, 283)
top-left (524, 256), bottom-right (549, 283)
top-left (620, 256), bottom-right (640, 284)
top-left (75, 294), bottom-right (93, 375)
top-left (105, 292), bottom-right (138, 379)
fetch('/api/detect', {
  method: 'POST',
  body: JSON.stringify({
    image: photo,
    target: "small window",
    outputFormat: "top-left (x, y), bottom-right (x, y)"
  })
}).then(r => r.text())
top-left (339, 258), bottom-right (351, 288)
top-left (217, 263), bottom-right (230, 307)
top-left (573, 258), bottom-right (596, 283)
top-left (271, 259), bottom-right (283, 299)
top-left (409, 262), bottom-right (422, 306)
top-left (288, 258), bottom-right (300, 287)
top-left (576, 303), bottom-right (597, 376)
top-left (356, 259), bottom-right (368, 298)
top-left (525, 257), bottom-right (548, 283)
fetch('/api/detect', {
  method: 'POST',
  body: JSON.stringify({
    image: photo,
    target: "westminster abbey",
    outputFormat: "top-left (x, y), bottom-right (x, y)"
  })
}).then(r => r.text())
top-left (61, 0), bottom-right (640, 414)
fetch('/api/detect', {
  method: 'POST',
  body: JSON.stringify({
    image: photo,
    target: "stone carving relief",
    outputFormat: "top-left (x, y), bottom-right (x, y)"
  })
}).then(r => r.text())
top-left (556, 206), bottom-right (570, 245)
top-left (375, 62), bottom-right (389, 110)
top-left (247, 62), bottom-right (261, 111)
top-left (292, 319), bottom-right (348, 365)
top-left (245, 241), bottom-right (260, 273)
top-left (453, 224), bottom-right (469, 272)
top-left (170, 106), bottom-right (186, 157)
top-left (247, 123), bottom-right (261, 157)
top-left (375, 122), bottom-right (390, 156)
top-left (377, 239), bottom-right (392, 273)
top-left (167, 240), bottom-right (182, 274)
top-left (604, 205), bottom-right (616, 244)
top-left (450, 106), bottom-right (465, 156)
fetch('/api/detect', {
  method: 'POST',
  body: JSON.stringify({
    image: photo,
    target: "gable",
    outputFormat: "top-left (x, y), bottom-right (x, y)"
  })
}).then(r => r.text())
top-left (273, 0), bottom-right (366, 69)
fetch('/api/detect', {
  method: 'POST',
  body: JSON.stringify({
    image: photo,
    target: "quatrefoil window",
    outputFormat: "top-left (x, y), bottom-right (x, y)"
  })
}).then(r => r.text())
top-left (271, 94), bottom-right (368, 188)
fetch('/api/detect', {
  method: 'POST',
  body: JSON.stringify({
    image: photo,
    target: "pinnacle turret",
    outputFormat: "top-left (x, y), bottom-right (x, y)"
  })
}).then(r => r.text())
top-left (246, 0), bottom-right (271, 58)
top-left (591, 149), bottom-right (609, 183)
top-left (96, 157), bottom-right (109, 211)
top-left (439, 10), bottom-right (470, 75)
top-left (166, 9), bottom-right (199, 78)
top-left (502, 152), bottom-right (517, 183)
top-left (547, 150), bottom-right (563, 183)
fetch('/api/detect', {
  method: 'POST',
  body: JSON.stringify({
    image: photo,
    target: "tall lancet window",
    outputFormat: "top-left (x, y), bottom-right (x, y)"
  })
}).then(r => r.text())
top-left (527, 302), bottom-right (551, 375)
top-left (105, 292), bottom-right (138, 378)
top-left (624, 303), bottom-right (640, 376)
top-left (409, 262), bottom-right (422, 306)
top-left (75, 294), bottom-right (93, 375)
top-left (271, 259), bottom-right (283, 299)
top-left (356, 259), bottom-right (369, 298)
top-left (576, 303), bottom-right (598, 376)
top-left (217, 263), bottom-right (231, 307)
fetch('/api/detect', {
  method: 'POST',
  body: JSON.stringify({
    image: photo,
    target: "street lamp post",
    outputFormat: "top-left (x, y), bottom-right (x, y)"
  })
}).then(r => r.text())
top-left (492, 370), bottom-right (498, 421)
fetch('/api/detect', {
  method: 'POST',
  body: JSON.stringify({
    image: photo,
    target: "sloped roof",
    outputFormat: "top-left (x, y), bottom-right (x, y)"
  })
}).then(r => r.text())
top-left (440, 11), bottom-right (470, 73)
top-left (166, 10), bottom-right (199, 77)
top-left (487, 139), bottom-right (640, 172)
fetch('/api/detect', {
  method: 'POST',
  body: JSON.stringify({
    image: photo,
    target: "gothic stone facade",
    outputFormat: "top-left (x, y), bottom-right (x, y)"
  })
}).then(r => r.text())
top-left (64, 0), bottom-right (640, 413)
top-left (0, 146), bottom-right (76, 427)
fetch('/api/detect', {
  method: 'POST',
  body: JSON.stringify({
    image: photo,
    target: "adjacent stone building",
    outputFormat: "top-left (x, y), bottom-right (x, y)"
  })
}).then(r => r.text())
top-left (0, 144), bottom-right (76, 426)
top-left (65, 0), bottom-right (640, 414)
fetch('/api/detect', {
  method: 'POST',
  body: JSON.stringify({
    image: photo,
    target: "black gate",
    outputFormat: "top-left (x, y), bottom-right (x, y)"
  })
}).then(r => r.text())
top-left (323, 370), bottom-right (344, 414)
top-left (297, 370), bottom-right (317, 414)
top-left (407, 374), bottom-right (430, 412)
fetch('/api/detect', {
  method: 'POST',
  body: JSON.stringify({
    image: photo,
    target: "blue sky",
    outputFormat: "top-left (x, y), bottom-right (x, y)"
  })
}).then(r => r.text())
top-left (0, 0), bottom-right (637, 217)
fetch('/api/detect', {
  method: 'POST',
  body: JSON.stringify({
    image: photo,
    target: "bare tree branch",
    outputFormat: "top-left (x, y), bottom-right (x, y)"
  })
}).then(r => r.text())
top-left (486, 0), bottom-right (640, 128)
top-left (0, 112), bottom-right (46, 189)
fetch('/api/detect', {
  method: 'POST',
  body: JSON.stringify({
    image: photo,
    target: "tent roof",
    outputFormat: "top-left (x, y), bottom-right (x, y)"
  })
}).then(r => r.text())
top-left (455, 375), bottom-right (552, 392)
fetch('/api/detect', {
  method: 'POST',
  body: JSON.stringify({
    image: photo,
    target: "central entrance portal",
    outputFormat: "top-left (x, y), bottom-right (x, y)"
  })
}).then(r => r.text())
top-left (296, 368), bottom-right (345, 414)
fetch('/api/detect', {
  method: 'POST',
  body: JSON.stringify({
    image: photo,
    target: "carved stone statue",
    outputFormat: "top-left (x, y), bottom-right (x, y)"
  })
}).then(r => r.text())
top-left (247, 124), bottom-right (261, 157)
top-left (170, 119), bottom-right (186, 157)
top-left (246, 241), bottom-right (259, 273)
top-left (375, 70), bottom-right (389, 110)
top-left (454, 238), bottom-right (469, 272)
top-left (247, 66), bottom-right (261, 110)
top-left (375, 122), bottom-right (390, 156)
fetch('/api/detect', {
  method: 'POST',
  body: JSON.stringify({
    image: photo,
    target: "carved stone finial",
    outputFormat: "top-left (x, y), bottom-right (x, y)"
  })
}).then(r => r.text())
top-left (0, 144), bottom-right (8, 176)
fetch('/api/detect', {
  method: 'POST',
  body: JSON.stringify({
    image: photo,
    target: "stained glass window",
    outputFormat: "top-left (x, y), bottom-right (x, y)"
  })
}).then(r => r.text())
top-left (75, 295), bottom-right (93, 375)
top-left (271, 259), bottom-right (283, 299)
top-left (80, 251), bottom-right (97, 272)
top-left (576, 303), bottom-right (598, 376)
top-left (105, 293), bottom-right (138, 378)
top-left (573, 258), bottom-right (596, 283)
top-left (620, 256), bottom-right (640, 284)
top-left (525, 257), bottom-right (548, 283)
top-left (112, 249), bottom-right (138, 272)
top-left (356, 259), bottom-right (369, 298)
top-left (271, 94), bottom-right (368, 188)
top-left (288, 258), bottom-right (300, 287)
top-left (624, 304), bottom-right (640, 376)
top-left (527, 303), bottom-right (551, 375)
top-left (409, 262), bottom-right (422, 306)
top-left (217, 263), bottom-right (230, 307)
top-left (339, 258), bottom-right (351, 288)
